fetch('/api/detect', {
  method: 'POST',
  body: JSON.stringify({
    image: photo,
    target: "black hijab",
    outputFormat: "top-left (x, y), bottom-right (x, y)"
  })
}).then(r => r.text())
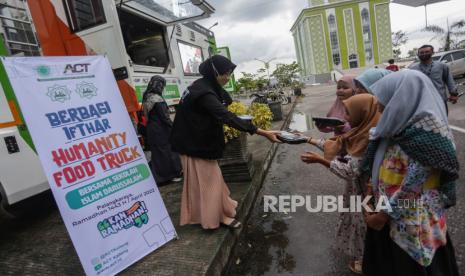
top-left (199, 55), bottom-right (236, 93)
top-left (143, 75), bottom-right (166, 102)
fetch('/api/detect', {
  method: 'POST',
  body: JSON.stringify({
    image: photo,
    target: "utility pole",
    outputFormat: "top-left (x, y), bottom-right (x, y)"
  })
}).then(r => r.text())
top-left (255, 58), bottom-right (276, 85)
top-left (424, 1), bottom-right (428, 27)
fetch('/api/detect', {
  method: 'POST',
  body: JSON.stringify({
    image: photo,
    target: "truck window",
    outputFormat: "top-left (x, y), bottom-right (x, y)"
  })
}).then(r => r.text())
top-left (63, 0), bottom-right (106, 32)
top-left (118, 9), bottom-right (170, 70)
top-left (178, 41), bottom-right (203, 75)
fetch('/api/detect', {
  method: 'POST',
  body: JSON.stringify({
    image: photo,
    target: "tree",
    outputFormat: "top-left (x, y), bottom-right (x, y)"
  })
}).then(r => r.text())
top-left (255, 75), bottom-right (268, 91)
top-left (407, 48), bottom-right (418, 58)
top-left (271, 62), bottom-right (300, 87)
top-left (392, 30), bottom-right (408, 58)
top-left (422, 19), bottom-right (465, 51)
top-left (236, 72), bottom-right (257, 91)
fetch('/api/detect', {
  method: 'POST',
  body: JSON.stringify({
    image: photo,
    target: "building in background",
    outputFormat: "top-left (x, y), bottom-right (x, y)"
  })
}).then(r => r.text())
top-left (0, 0), bottom-right (40, 56)
top-left (291, 0), bottom-right (392, 82)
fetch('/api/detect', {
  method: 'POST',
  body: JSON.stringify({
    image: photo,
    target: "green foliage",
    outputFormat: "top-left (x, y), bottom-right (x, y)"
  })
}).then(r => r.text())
top-left (223, 102), bottom-right (272, 143)
top-left (224, 102), bottom-right (248, 143)
top-left (422, 19), bottom-right (465, 51)
top-left (248, 103), bottom-right (272, 131)
top-left (236, 72), bottom-right (257, 91)
top-left (271, 62), bottom-right (300, 87)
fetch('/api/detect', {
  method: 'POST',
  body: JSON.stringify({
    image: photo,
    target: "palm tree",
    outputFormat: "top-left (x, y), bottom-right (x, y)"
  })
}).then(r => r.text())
top-left (422, 19), bottom-right (465, 51)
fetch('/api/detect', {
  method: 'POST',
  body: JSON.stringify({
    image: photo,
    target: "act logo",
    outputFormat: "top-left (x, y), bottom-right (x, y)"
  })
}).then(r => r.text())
top-left (76, 81), bottom-right (98, 99)
top-left (36, 65), bottom-right (51, 77)
top-left (63, 63), bottom-right (91, 74)
top-left (97, 201), bottom-right (149, 238)
top-left (47, 84), bottom-right (71, 103)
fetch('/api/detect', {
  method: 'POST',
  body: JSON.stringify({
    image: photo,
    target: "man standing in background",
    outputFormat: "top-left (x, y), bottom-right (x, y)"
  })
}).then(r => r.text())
top-left (411, 45), bottom-right (459, 113)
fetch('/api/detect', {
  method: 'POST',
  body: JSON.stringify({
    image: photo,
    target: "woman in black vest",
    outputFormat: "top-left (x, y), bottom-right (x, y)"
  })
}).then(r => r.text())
top-left (171, 55), bottom-right (279, 229)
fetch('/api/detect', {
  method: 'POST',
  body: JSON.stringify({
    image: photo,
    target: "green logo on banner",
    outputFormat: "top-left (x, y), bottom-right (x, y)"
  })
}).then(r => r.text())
top-left (36, 65), bottom-right (51, 77)
top-left (97, 201), bottom-right (149, 238)
top-left (76, 81), bottom-right (98, 99)
top-left (47, 84), bottom-right (71, 103)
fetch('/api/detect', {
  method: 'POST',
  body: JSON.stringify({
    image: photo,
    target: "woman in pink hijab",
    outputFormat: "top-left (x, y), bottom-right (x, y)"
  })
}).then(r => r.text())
top-left (317, 75), bottom-right (356, 135)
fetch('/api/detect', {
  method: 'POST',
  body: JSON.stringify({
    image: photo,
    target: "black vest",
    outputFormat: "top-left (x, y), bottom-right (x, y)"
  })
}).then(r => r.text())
top-left (170, 78), bottom-right (230, 159)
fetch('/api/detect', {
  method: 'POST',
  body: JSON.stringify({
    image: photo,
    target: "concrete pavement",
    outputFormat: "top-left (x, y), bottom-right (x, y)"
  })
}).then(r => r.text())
top-left (0, 97), bottom-right (297, 275)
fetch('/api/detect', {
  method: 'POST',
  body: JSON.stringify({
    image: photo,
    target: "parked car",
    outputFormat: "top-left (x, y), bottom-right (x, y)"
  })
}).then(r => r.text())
top-left (408, 49), bottom-right (465, 78)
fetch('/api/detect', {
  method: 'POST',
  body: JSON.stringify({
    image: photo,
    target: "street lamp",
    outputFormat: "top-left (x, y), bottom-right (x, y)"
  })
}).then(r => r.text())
top-left (255, 57), bottom-right (276, 84)
top-left (208, 22), bottom-right (218, 30)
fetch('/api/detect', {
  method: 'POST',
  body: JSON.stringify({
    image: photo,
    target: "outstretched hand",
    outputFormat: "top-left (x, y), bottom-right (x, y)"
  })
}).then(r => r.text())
top-left (257, 129), bottom-right (282, 143)
top-left (300, 151), bottom-right (324, 164)
top-left (448, 95), bottom-right (458, 104)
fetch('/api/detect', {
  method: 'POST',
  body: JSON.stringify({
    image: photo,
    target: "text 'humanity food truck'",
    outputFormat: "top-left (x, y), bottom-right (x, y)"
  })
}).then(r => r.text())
top-left (0, 0), bottom-right (225, 214)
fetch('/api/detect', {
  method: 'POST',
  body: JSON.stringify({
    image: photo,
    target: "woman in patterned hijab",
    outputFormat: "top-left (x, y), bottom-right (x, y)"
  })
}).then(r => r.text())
top-left (142, 75), bottom-right (182, 185)
top-left (362, 70), bottom-right (459, 276)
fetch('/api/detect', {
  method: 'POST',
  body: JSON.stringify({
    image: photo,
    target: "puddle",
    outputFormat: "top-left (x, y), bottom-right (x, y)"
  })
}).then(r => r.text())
top-left (226, 215), bottom-right (296, 276)
top-left (287, 111), bottom-right (313, 133)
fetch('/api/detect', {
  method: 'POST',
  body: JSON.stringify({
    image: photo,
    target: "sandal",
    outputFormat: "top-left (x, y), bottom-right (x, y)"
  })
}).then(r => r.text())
top-left (223, 219), bottom-right (242, 229)
top-left (348, 260), bottom-right (363, 275)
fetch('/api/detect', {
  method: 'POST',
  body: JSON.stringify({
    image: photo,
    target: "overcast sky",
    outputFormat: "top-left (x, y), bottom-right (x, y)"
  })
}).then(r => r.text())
top-left (197, 0), bottom-right (465, 78)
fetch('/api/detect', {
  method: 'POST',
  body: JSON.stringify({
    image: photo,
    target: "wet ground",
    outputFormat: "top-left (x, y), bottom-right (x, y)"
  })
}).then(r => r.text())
top-left (0, 95), bottom-right (296, 276)
top-left (226, 83), bottom-right (465, 276)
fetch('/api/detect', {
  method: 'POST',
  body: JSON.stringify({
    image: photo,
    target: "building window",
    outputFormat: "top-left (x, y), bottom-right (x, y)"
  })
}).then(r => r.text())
top-left (63, 0), bottom-right (106, 32)
top-left (333, 53), bottom-right (341, 66)
top-left (361, 8), bottom-right (373, 61)
top-left (349, 54), bottom-right (358, 68)
top-left (328, 14), bottom-right (336, 28)
top-left (0, 1), bottom-right (41, 56)
top-left (327, 14), bottom-right (340, 66)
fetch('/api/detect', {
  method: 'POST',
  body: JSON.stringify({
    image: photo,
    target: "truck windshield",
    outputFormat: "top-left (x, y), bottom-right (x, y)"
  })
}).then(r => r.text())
top-left (120, 0), bottom-right (213, 24)
top-left (118, 9), bottom-right (170, 70)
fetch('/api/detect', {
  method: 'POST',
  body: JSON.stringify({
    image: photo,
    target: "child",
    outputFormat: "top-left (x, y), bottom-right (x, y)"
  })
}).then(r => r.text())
top-left (302, 94), bottom-right (380, 274)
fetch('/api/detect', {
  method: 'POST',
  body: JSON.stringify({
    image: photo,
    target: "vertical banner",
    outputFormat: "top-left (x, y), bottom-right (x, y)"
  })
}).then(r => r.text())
top-left (2, 56), bottom-right (176, 275)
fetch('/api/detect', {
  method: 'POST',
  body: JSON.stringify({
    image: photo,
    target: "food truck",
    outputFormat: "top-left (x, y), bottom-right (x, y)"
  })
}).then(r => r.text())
top-left (0, 0), bottom-right (218, 214)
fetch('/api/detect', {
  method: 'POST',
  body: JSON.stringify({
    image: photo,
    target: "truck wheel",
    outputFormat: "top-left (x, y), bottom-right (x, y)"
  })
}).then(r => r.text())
top-left (0, 200), bottom-right (26, 219)
top-left (0, 191), bottom-right (56, 219)
top-left (0, 199), bottom-right (17, 219)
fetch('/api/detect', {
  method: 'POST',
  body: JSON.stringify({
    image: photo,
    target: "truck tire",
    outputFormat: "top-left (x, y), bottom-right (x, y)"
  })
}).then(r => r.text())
top-left (0, 190), bottom-right (56, 219)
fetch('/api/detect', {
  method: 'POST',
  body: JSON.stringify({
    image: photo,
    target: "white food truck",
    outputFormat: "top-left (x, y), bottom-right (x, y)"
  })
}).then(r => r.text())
top-left (0, 0), bottom-right (218, 214)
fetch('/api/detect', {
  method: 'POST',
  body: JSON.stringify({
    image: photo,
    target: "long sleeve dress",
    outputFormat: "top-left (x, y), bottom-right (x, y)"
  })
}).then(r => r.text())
top-left (314, 138), bottom-right (366, 260)
top-left (363, 143), bottom-right (459, 276)
top-left (144, 94), bottom-right (182, 184)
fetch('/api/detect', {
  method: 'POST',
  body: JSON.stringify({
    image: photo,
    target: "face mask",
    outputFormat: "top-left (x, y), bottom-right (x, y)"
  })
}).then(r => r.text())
top-left (418, 54), bottom-right (432, 61)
